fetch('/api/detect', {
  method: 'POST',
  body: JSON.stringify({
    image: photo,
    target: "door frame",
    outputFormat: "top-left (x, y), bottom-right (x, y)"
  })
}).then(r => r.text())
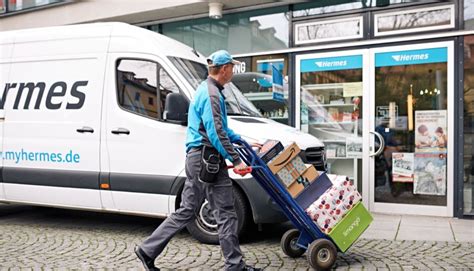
top-left (368, 41), bottom-right (454, 217)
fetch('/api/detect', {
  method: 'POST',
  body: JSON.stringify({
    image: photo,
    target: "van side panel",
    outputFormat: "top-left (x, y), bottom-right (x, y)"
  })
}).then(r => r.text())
top-left (3, 35), bottom-right (108, 209)
top-left (0, 35), bottom-right (13, 201)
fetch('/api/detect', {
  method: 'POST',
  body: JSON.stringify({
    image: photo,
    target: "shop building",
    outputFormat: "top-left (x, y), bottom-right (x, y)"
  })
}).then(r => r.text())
top-left (1, 0), bottom-right (473, 218)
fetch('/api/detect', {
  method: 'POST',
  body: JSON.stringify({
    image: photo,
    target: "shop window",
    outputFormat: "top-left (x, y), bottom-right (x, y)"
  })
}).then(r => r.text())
top-left (116, 59), bottom-right (182, 120)
top-left (233, 54), bottom-right (290, 125)
top-left (374, 5), bottom-right (455, 36)
top-left (0, 0), bottom-right (5, 13)
top-left (465, 0), bottom-right (474, 30)
top-left (373, 47), bottom-right (448, 206)
top-left (6, 0), bottom-right (62, 12)
top-left (159, 6), bottom-right (289, 56)
top-left (463, 35), bottom-right (474, 215)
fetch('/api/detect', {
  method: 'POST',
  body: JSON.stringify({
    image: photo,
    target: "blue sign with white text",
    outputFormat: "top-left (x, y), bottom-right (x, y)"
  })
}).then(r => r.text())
top-left (272, 64), bottom-right (284, 102)
top-left (375, 47), bottom-right (447, 67)
top-left (300, 55), bottom-right (362, 73)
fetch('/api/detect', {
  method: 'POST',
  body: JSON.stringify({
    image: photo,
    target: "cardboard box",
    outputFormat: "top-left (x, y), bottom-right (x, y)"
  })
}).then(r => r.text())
top-left (328, 202), bottom-right (373, 252)
top-left (276, 156), bottom-right (308, 186)
top-left (295, 172), bottom-right (332, 209)
top-left (286, 165), bottom-right (320, 197)
top-left (305, 176), bottom-right (362, 234)
top-left (267, 142), bottom-right (301, 174)
top-left (258, 140), bottom-right (284, 163)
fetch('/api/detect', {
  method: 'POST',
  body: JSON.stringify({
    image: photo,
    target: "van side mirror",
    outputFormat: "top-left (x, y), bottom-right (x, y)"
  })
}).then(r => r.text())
top-left (164, 93), bottom-right (189, 126)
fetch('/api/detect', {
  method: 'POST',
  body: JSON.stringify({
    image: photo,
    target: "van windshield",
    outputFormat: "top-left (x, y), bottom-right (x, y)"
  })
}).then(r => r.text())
top-left (169, 57), bottom-right (262, 118)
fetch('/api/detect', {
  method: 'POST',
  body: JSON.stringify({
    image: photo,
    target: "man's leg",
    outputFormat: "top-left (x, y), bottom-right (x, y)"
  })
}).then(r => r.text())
top-left (206, 170), bottom-right (244, 271)
top-left (140, 151), bottom-right (204, 259)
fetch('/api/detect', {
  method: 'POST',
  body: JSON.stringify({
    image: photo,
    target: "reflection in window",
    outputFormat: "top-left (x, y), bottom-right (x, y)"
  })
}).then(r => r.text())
top-left (1, 0), bottom-right (5, 13)
top-left (233, 55), bottom-right (289, 124)
top-left (375, 5), bottom-right (454, 36)
top-left (7, 0), bottom-right (62, 12)
top-left (463, 35), bottom-right (474, 215)
top-left (293, 0), bottom-right (422, 17)
top-left (159, 7), bottom-right (289, 56)
top-left (116, 59), bottom-right (182, 120)
top-left (169, 57), bottom-right (262, 118)
top-left (295, 17), bottom-right (363, 45)
top-left (465, 0), bottom-right (474, 30)
top-left (117, 59), bottom-right (158, 119)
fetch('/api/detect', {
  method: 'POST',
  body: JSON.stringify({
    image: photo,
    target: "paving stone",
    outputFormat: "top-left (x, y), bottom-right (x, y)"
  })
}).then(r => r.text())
top-left (0, 205), bottom-right (473, 270)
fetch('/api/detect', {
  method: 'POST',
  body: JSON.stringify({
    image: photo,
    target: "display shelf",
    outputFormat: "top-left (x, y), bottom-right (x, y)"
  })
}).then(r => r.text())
top-left (321, 104), bottom-right (354, 107)
top-left (309, 121), bottom-right (354, 126)
top-left (270, 117), bottom-right (289, 120)
top-left (323, 139), bottom-right (346, 143)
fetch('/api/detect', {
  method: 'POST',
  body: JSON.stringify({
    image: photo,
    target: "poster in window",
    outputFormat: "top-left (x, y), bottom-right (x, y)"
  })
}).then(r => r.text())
top-left (346, 137), bottom-right (362, 158)
top-left (413, 153), bottom-right (447, 195)
top-left (415, 110), bottom-right (447, 153)
top-left (392, 152), bottom-right (414, 183)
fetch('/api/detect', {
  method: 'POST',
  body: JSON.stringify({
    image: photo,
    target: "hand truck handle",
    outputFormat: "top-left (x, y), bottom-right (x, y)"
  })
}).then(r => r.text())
top-left (227, 165), bottom-right (253, 176)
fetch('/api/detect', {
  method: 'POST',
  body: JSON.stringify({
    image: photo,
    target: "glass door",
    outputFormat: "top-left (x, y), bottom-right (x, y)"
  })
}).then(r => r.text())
top-left (296, 50), bottom-right (369, 193)
top-left (369, 42), bottom-right (454, 216)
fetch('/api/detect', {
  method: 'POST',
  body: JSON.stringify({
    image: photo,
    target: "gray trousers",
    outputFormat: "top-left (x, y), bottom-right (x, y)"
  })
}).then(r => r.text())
top-left (140, 148), bottom-right (245, 271)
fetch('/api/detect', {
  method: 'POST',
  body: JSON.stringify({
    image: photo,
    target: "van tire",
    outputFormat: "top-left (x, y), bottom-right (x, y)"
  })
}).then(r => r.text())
top-left (186, 186), bottom-right (250, 245)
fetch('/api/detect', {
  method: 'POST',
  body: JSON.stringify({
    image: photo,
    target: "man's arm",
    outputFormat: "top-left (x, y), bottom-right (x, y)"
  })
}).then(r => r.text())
top-left (201, 90), bottom-right (242, 165)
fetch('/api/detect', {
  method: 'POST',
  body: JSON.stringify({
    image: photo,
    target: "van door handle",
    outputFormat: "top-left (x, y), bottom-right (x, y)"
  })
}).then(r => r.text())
top-left (111, 128), bottom-right (130, 135)
top-left (76, 126), bottom-right (94, 133)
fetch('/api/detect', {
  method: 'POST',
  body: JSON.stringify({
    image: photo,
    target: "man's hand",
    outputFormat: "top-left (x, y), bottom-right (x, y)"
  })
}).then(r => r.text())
top-left (234, 161), bottom-right (248, 171)
top-left (233, 161), bottom-right (252, 176)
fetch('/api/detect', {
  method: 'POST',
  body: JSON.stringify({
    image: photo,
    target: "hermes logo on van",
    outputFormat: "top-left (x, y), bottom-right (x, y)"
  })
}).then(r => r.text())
top-left (0, 81), bottom-right (87, 110)
top-left (391, 54), bottom-right (429, 62)
top-left (315, 60), bottom-right (347, 68)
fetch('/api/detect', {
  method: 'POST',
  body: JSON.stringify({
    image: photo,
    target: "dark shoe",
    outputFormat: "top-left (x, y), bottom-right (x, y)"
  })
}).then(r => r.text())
top-left (134, 246), bottom-right (159, 271)
top-left (242, 265), bottom-right (262, 271)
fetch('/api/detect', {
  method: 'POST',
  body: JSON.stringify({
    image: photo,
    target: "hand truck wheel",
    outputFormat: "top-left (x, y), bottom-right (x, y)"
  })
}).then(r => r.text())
top-left (307, 238), bottom-right (337, 270)
top-left (280, 229), bottom-right (305, 258)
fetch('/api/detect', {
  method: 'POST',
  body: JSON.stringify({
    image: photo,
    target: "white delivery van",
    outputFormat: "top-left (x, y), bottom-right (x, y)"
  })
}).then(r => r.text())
top-left (0, 22), bottom-right (325, 244)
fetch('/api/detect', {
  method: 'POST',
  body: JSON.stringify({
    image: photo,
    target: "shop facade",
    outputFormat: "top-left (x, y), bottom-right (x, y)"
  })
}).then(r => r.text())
top-left (144, 0), bottom-right (474, 218)
top-left (0, 0), bottom-right (473, 218)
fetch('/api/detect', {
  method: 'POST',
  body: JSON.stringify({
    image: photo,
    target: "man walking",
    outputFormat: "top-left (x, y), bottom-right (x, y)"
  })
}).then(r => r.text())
top-left (134, 50), bottom-right (261, 271)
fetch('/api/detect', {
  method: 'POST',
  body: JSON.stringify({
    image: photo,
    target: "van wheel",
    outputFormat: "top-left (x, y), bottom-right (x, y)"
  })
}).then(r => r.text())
top-left (186, 186), bottom-right (250, 244)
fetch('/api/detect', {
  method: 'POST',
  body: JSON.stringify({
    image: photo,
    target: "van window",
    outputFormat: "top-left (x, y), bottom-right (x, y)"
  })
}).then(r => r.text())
top-left (116, 59), bottom-right (182, 120)
top-left (169, 57), bottom-right (262, 118)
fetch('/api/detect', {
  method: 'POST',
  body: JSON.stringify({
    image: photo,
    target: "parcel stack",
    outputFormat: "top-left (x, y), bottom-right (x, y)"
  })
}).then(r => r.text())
top-left (258, 140), bottom-right (373, 252)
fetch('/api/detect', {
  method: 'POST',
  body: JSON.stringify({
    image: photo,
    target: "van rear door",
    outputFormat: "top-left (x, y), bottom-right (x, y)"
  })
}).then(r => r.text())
top-left (2, 30), bottom-right (108, 209)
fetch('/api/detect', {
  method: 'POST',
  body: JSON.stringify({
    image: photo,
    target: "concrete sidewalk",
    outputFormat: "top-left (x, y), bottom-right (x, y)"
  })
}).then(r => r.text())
top-left (361, 213), bottom-right (474, 242)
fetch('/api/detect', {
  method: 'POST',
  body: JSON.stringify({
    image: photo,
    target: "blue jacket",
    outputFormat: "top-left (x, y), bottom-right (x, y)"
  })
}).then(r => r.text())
top-left (186, 77), bottom-right (242, 165)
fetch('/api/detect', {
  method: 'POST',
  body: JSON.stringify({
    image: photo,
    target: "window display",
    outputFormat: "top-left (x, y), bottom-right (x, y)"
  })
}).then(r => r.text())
top-left (374, 47), bottom-right (448, 205)
top-left (299, 54), bottom-right (363, 183)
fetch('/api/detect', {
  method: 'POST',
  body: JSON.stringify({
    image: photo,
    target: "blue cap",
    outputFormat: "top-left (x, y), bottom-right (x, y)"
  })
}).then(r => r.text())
top-left (207, 50), bottom-right (241, 67)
